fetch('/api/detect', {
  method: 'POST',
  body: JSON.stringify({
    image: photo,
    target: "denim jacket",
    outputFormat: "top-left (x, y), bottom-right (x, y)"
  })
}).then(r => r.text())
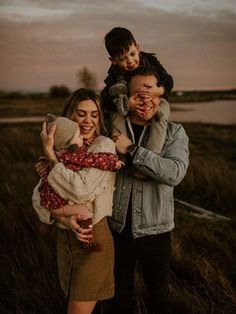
top-left (109, 120), bottom-right (189, 238)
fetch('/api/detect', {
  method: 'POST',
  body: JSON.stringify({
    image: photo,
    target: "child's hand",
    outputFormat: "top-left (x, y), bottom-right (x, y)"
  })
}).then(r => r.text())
top-left (73, 225), bottom-right (93, 243)
top-left (135, 82), bottom-right (164, 97)
top-left (129, 93), bottom-right (144, 112)
top-left (115, 159), bottom-right (125, 170)
top-left (129, 93), bottom-right (152, 119)
top-left (131, 92), bottom-right (161, 120)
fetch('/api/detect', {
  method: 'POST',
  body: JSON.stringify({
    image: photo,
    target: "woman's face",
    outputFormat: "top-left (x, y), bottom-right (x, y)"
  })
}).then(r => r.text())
top-left (71, 99), bottom-right (100, 139)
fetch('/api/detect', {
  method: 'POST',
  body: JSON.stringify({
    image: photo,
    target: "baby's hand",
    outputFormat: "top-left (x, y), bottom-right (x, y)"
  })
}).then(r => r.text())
top-left (115, 159), bottom-right (125, 170)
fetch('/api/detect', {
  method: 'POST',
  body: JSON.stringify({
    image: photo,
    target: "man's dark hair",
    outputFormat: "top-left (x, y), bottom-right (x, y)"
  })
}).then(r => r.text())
top-left (104, 27), bottom-right (136, 58)
top-left (128, 65), bottom-right (160, 94)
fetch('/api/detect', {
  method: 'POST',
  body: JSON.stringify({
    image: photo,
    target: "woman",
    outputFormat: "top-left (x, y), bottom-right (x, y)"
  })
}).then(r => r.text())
top-left (32, 88), bottom-right (116, 314)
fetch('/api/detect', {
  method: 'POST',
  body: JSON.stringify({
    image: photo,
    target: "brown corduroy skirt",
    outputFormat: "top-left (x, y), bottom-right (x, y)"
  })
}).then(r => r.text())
top-left (56, 217), bottom-right (114, 301)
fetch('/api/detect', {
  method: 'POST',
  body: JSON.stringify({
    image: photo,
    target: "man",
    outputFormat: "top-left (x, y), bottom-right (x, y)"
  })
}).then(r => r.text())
top-left (108, 65), bottom-right (189, 314)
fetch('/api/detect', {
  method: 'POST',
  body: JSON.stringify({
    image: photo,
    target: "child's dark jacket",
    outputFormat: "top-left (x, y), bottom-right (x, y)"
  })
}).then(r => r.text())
top-left (101, 51), bottom-right (174, 113)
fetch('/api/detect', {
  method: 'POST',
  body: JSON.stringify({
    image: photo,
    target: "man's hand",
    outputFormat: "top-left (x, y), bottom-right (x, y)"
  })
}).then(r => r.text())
top-left (112, 132), bottom-right (132, 154)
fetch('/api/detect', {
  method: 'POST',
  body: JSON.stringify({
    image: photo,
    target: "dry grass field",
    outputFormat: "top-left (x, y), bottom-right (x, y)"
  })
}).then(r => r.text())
top-left (0, 97), bottom-right (236, 313)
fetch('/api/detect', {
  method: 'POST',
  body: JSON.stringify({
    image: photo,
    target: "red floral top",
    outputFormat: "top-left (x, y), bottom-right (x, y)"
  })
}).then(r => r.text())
top-left (39, 144), bottom-right (118, 210)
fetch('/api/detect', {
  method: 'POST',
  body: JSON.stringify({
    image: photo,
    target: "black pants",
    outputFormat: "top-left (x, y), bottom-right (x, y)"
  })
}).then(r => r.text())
top-left (107, 221), bottom-right (171, 314)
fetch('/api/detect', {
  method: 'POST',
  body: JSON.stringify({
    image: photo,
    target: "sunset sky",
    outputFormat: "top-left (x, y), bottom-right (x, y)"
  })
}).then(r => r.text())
top-left (0, 0), bottom-right (235, 92)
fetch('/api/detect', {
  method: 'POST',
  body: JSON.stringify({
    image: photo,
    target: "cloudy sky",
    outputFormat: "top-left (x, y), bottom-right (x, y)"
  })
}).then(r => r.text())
top-left (0, 0), bottom-right (236, 92)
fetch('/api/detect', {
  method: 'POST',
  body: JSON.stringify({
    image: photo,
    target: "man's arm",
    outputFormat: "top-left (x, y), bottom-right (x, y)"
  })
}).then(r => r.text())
top-left (101, 69), bottom-right (118, 113)
top-left (131, 125), bottom-right (189, 186)
top-left (115, 125), bottom-right (189, 186)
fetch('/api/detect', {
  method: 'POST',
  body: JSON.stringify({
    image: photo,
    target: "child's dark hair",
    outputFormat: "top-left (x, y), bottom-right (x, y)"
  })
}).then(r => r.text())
top-left (104, 27), bottom-right (136, 58)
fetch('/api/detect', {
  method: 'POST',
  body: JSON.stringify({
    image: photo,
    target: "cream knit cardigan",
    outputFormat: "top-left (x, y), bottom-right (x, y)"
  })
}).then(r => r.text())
top-left (32, 136), bottom-right (116, 227)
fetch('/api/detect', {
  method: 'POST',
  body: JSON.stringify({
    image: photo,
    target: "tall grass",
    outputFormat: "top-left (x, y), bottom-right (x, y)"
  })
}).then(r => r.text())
top-left (1, 122), bottom-right (236, 313)
top-left (175, 123), bottom-right (236, 217)
top-left (0, 124), bottom-right (66, 313)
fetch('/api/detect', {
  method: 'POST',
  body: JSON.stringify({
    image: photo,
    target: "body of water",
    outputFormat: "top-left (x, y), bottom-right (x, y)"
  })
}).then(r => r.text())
top-left (170, 100), bottom-right (236, 125)
top-left (0, 100), bottom-right (236, 125)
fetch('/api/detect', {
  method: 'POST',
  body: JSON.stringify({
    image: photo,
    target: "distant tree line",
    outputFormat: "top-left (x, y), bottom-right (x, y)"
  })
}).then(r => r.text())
top-left (170, 88), bottom-right (236, 103)
top-left (49, 66), bottom-right (98, 97)
top-left (49, 85), bottom-right (71, 97)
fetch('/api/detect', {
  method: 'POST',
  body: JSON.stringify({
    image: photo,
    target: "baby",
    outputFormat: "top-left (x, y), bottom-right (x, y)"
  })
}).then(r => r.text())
top-left (39, 114), bottom-right (122, 249)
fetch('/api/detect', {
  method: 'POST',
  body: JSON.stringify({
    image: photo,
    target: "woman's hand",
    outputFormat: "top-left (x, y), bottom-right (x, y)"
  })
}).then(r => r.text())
top-left (51, 204), bottom-right (93, 243)
top-left (40, 121), bottom-right (58, 163)
top-left (51, 213), bottom-right (81, 230)
top-left (51, 204), bottom-right (92, 220)
top-left (53, 213), bottom-right (93, 244)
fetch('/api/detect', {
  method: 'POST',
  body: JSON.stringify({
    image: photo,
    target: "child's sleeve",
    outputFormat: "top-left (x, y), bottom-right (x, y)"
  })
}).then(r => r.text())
top-left (146, 53), bottom-right (174, 99)
top-left (32, 181), bottom-right (55, 224)
top-left (39, 177), bottom-right (67, 210)
top-left (79, 152), bottom-right (119, 171)
top-left (57, 139), bottom-right (118, 171)
top-left (101, 71), bottom-right (118, 113)
top-left (101, 67), bottom-right (128, 114)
